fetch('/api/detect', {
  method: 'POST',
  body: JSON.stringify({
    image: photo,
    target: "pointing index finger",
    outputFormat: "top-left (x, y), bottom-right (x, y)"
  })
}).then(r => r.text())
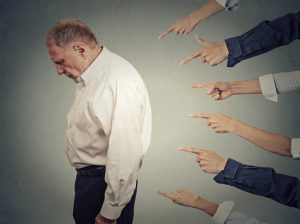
top-left (195, 35), bottom-right (206, 45)
top-left (180, 51), bottom-right (201, 65)
top-left (156, 190), bottom-right (173, 199)
top-left (189, 113), bottom-right (211, 119)
top-left (179, 146), bottom-right (203, 154)
top-left (191, 84), bottom-right (207, 89)
top-left (158, 26), bottom-right (174, 39)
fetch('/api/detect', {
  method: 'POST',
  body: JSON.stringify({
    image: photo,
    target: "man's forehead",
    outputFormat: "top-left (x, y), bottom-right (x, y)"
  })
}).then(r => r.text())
top-left (47, 45), bottom-right (67, 60)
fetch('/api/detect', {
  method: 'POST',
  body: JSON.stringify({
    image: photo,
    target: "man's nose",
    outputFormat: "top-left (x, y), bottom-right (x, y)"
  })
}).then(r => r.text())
top-left (56, 65), bottom-right (64, 75)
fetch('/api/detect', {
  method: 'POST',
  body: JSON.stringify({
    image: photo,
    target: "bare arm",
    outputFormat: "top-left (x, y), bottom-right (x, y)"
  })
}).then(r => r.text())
top-left (157, 189), bottom-right (218, 216)
top-left (192, 79), bottom-right (262, 100)
top-left (158, 0), bottom-right (225, 39)
top-left (233, 119), bottom-right (291, 157)
top-left (190, 113), bottom-right (292, 157)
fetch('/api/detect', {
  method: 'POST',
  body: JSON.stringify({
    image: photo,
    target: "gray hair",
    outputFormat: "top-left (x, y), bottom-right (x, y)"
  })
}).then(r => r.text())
top-left (45, 19), bottom-right (98, 47)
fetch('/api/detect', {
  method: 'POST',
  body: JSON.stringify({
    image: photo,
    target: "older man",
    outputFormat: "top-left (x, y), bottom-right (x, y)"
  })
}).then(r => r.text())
top-left (45, 19), bottom-right (151, 224)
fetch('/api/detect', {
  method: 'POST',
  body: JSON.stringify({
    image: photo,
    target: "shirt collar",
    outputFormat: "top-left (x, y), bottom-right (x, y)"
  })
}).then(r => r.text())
top-left (78, 46), bottom-right (109, 85)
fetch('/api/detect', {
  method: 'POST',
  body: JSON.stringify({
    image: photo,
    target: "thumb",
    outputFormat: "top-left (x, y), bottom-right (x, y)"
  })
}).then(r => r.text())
top-left (195, 35), bottom-right (206, 45)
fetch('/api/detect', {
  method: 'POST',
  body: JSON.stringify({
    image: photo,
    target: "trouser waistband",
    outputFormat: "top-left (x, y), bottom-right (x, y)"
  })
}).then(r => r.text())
top-left (76, 165), bottom-right (105, 177)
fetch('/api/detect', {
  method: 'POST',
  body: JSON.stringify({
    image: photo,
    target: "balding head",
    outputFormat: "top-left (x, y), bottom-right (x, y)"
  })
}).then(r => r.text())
top-left (45, 19), bottom-right (98, 48)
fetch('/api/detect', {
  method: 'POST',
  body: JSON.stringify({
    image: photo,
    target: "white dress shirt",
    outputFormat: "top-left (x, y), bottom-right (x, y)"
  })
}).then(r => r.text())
top-left (65, 47), bottom-right (152, 219)
top-left (259, 71), bottom-right (300, 159)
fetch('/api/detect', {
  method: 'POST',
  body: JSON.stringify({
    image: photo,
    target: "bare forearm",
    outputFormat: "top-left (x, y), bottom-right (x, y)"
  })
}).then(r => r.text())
top-left (190, 0), bottom-right (225, 23)
top-left (229, 79), bottom-right (262, 95)
top-left (194, 197), bottom-right (218, 216)
top-left (233, 120), bottom-right (292, 156)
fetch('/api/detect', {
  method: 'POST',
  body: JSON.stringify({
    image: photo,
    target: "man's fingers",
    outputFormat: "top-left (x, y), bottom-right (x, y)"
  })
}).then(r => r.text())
top-left (189, 113), bottom-right (211, 119)
top-left (158, 26), bottom-right (174, 39)
top-left (180, 51), bottom-right (201, 65)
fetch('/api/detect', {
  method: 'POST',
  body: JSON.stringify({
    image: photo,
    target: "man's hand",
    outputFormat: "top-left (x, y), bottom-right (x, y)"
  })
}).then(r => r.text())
top-left (180, 36), bottom-right (228, 66)
top-left (157, 188), bottom-right (200, 208)
top-left (95, 214), bottom-right (116, 224)
top-left (192, 82), bottom-right (233, 100)
top-left (158, 14), bottom-right (200, 39)
top-left (179, 147), bottom-right (227, 174)
top-left (189, 113), bottom-right (239, 133)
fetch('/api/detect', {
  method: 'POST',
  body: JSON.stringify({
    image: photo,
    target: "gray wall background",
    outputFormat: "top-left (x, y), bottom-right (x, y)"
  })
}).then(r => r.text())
top-left (1, 0), bottom-right (300, 223)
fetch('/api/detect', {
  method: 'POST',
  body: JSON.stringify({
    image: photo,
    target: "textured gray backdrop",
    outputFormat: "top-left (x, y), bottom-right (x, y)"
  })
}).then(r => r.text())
top-left (1, 0), bottom-right (300, 223)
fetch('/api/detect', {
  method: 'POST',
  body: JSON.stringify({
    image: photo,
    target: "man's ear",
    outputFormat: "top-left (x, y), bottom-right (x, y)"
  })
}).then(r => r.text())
top-left (73, 42), bottom-right (86, 57)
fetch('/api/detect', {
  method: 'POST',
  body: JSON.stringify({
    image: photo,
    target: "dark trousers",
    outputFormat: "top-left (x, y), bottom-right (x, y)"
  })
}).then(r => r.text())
top-left (73, 166), bottom-right (137, 224)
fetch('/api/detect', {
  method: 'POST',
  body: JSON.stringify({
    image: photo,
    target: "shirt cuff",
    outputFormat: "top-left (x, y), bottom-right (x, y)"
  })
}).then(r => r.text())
top-left (212, 201), bottom-right (235, 224)
top-left (259, 74), bottom-right (278, 102)
top-left (215, 0), bottom-right (239, 11)
top-left (100, 200), bottom-right (126, 220)
top-left (291, 138), bottom-right (300, 159)
top-left (225, 37), bottom-right (242, 67)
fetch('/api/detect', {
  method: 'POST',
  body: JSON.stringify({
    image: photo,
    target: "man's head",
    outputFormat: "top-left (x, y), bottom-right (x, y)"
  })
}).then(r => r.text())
top-left (46, 19), bottom-right (101, 81)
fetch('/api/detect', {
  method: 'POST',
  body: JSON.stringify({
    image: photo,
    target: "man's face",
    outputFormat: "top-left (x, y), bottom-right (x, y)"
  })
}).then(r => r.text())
top-left (48, 43), bottom-right (85, 82)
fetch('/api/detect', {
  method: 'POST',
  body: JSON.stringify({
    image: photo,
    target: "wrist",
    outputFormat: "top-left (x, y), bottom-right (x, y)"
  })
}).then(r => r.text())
top-left (188, 12), bottom-right (202, 25)
top-left (195, 197), bottom-right (218, 216)
top-left (218, 158), bottom-right (227, 173)
top-left (228, 81), bottom-right (239, 95)
top-left (228, 117), bottom-right (240, 134)
top-left (221, 42), bottom-right (229, 57)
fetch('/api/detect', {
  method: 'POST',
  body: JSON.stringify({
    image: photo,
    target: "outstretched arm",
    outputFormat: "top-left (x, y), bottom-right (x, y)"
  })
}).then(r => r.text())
top-left (226, 11), bottom-right (300, 67)
top-left (180, 147), bottom-right (300, 208)
top-left (158, 0), bottom-right (225, 39)
top-left (191, 79), bottom-right (261, 100)
top-left (157, 188), bottom-right (267, 223)
top-left (190, 113), bottom-right (292, 157)
top-left (157, 188), bottom-right (218, 216)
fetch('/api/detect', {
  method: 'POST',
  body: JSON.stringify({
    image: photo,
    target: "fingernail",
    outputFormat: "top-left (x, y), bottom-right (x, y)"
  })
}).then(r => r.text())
top-left (188, 114), bottom-right (194, 117)
top-left (177, 147), bottom-right (183, 150)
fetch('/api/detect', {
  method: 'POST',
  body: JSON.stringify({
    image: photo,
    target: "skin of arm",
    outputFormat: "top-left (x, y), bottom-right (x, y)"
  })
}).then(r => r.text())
top-left (191, 79), bottom-right (262, 100)
top-left (157, 189), bottom-right (218, 216)
top-left (190, 113), bottom-right (292, 157)
top-left (158, 0), bottom-right (225, 39)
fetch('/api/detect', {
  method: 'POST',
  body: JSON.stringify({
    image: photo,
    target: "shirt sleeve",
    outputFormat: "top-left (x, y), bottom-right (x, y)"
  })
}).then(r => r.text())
top-left (259, 70), bottom-right (300, 102)
top-left (259, 74), bottom-right (278, 102)
top-left (224, 211), bottom-right (268, 224)
top-left (225, 11), bottom-right (300, 67)
top-left (100, 80), bottom-right (145, 219)
top-left (291, 138), bottom-right (300, 159)
top-left (212, 201), bottom-right (267, 224)
top-left (212, 201), bottom-right (234, 224)
top-left (214, 158), bottom-right (300, 208)
top-left (273, 70), bottom-right (300, 93)
top-left (215, 0), bottom-right (239, 11)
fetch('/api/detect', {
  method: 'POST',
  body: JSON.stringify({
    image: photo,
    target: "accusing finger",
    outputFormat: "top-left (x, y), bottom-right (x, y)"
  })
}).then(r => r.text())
top-left (189, 113), bottom-right (211, 119)
top-left (191, 84), bottom-right (207, 89)
top-left (195, 35), bottom-right (207, 45)
top-left (156, 190), bottom-right (173, 199)
top-left (179, 146), bottom-right (205, 155)
top-left (180, 51), bottom-right (201, 65)
top-left (158, 26), bottom-right (174, 39)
